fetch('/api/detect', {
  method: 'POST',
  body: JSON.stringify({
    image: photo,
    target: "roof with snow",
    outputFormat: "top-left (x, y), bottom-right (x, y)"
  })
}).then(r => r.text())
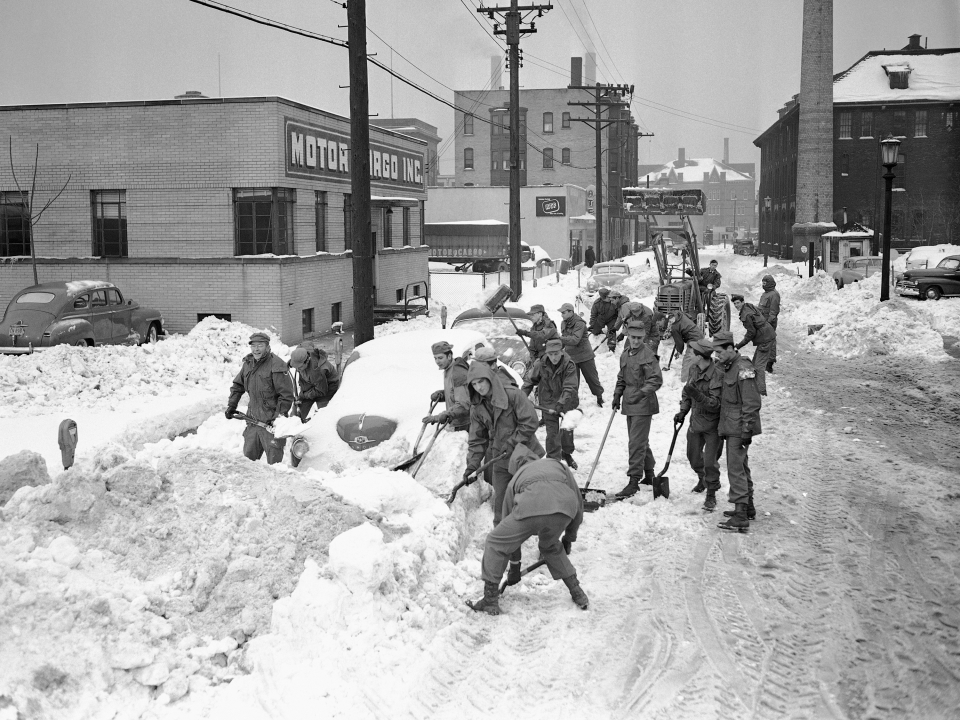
top-left (834, 50), bottom-right (960, 103)
top-left (639, 158), bottom-right (753, 184)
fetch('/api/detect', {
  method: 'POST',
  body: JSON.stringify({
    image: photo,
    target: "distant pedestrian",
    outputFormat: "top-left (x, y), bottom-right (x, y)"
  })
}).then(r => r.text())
top-left (584, 245), bottom-right (596, 268)
top-left (675, 339), bottom-right (723, 510)
top-left (731, 295), bottom-right (775, 396)
top-left (758, 275), bottom-right (781, 373)
top-left (521, 338), bottom-right (580, 468)
top-left (466, 446), bottom-right (587, 615)
top-left (288, 344), bottom-right (340, 422)
top-left (515, 303), bottom-right (559, 366)
top-left (424, 341), bottom-right (471, 431)
top-left (226, 332), bottom-right (295, 465)
top-left (814, 255), bottom-right (823, 272)
top-left (58, 419), bottom-right (78, 471)
top-left (557, 302), bottom-right (605, 406)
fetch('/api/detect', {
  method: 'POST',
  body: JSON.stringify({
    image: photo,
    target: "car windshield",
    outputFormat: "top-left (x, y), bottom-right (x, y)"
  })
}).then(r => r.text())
top-left (937, 257), bottom-right (960, 270)
top-left (16, 292), bottom-right (56, 304)
top-left (594, 265), bottom-right (628, 275)
top-left (453, 316), bottom-right (532, 336)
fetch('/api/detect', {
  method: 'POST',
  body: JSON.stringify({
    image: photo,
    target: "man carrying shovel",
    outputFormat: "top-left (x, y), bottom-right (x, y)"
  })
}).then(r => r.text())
top-left (521, 338), bottom-right (580, 468)
top-left (226, 332), bottom-right (295, 465)
top-left (515, 303), bottom-right (558, 367)
top-left (423, 341), bottom-right (471, 431)
top-left (675, 338), bottom-right (723, 510)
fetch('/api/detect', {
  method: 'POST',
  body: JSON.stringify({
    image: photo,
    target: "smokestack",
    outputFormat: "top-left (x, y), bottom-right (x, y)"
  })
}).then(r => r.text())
top-left (491, 55), bottom-right (502, 90)
top-left (678, 148), bottom-right (685, 166)
top-left (723, 138), bottom-right (729, 165)
top-left (571, 57), bottom-right (582, 87)
top-left (585, 52), bottom-right (596, 86)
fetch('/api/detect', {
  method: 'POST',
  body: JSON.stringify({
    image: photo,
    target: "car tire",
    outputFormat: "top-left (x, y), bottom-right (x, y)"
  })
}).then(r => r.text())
top-left (835, 278), bottom-right (844, 290)
top-left (74, 339), bottom-right (89, 347)
top-left (924, 286), bottom-right (943, 301)
top-left (144, 323), bottom-right (160, 344)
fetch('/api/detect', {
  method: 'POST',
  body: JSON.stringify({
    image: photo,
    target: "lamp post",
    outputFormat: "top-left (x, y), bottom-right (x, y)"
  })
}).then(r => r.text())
top-left (879, 134), bottom-right (901, 302)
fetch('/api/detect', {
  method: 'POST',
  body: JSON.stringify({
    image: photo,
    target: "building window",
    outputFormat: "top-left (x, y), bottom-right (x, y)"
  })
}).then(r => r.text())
top-left (1, 191), bottom-right (30, 257)
top-left (383, 209), bottom-right (393, 248)
top-left (896, 153), bottom-right (906, 189)
top-left (502, 150), bottom-right (510, 170)
top-left (839, 111), bottom-right (852, 139)
top-left (234, 188), bottom-right (294, 256)
top-left (302, 307), bottom-right (314, 337)
top-left (403, 206), bottom-right (411, 246)
top-left (561, 112), bottom-right (571, 128)
top-left (543, 148), bottom-right (554, 168)
top-left (492, 114), bottom-right (502, 135)
top-left (543, 112), bottom-right (553, 133)
top-left (915, 110), bottom-right (928, 137)
top-left (315, 191), bottom-right (327, 252)
top-left (491, 152), bottom-right (498, 171)
top-left (464, 113), bottom-right (474, 135)
top-left (860, 111), bottom-right (874, 138)
top-left (946, 111), bottom-right (955, 131)
top-left (91, 190), bottom-right (128, 258)
top-left (331, 301), bottom-right (341, 325)
top-left (893, 110), bottom-right (906, 137)
top-left (464, 147), bottom-right (474, 170)
top-left (343, 193), bottom-right (353, 251)
top-left (561, 148), bottom-right (571, 165)
top-left (840, 154), bottom-right (849, 176)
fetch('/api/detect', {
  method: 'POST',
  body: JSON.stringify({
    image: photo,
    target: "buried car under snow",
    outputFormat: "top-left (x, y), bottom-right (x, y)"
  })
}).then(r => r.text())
top-left (0, 280), bottom-right (165, 354)
top-left (580, 262), bottom-right (631, 304)
top-left (451, 306), bottom-right (533, 377)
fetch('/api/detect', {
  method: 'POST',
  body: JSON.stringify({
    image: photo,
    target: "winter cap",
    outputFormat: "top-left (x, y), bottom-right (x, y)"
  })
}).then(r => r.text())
top-left (431, 340), bottom-right (454, 355)
top-left (712, 330), bottom-right (735, 348)
top-left (625, 320), bottom-right (646, 336)
top-left (289, 347), bottom-right (310, 368)
top-left (249, 332), bottom-right (270, 345)
top-left (474, 346), bottom-right (498, 363)
top-left (529, 303), bottom-right (546, 314)
top-left (508, 443), bottom-right (540, 475)
top-left (762, 275), bottom-right (776, 289)
top-left (597, 287), bottom-right (611, 297)
top-left (545, 338), bottom-right (563, 352)
top-left (709, 259), bottom-right (718, 266)
top-left (689, 339), bottom-right (714, 357)
top-left (730, 294), bottom-right (745, 303)
top-left (608, 289), bottom-right (622, 298)
top-left (558, 302), bottom-right (575, 313)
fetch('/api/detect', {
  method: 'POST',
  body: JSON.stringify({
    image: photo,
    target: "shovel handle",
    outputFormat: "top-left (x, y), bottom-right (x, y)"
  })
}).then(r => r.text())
top-left (446, 450), bottom-right (510, 505)
top-left (655, 418), bottom-right (686, 478)
top-left (583, 408), bottom-right (618, 491)
top-left (410, 419), bottom-right (447, 479)
top-left (505, 312), bottom-right (532, 352)
top-left (412, 398), bottom-right (440, 454)
top-left (499, 558), bottom-right (548, 594)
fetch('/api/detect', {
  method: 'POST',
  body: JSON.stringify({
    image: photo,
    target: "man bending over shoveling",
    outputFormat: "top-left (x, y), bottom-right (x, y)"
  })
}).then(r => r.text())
top-left (467, 445), bottom-right (588, 615)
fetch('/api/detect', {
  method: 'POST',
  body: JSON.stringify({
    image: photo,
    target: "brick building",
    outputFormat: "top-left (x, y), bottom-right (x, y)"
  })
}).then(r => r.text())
top-left (452, 57), bottom-right (639, 261)
top-left (0, 97), bottom-right (429, 343)
top-left (371, 118), bottom-right (441, 188)
top-left (755, 36), bottom-right (960, 259)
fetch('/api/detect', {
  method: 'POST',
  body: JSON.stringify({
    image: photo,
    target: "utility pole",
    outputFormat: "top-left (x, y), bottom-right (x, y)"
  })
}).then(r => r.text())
top-left (480, 1), bottom-right (552, 299)
top-left (348, 0), bottom-right (375, 345)
top-left (568, 83), bottom-right (638, 262)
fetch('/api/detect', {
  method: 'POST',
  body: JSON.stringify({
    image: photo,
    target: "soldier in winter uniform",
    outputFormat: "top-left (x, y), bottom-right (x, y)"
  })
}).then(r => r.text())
top-left (758, 275), bottom-right (781, 372)
top-left (558, 302), bottom-right (605, 405)
top-left (731, 294), bottom-right (775, 396)
top-left (288, 344), bottom-right (340, 422)
top-left (521, 338), bottom-right (580, 468)
top-left (666, 309), bottom-right (705, 382)
top-left (423, 341), bottom-right (471, 431)
top-left (676, 339), bottom-right (723, 510)
top-left (473, 346), bottom-right (518, 388)
top-left (612, 321), bottom-right (664, 498)
top-left (711, 331), bottom-right (763, 532)
top-left (699, 259), bottom-right (722, 292)
top-left (614, 301), bottom-right (665, 358)
top-left (589, 287), bottom-right (620, 351)
top-left (226, 332), bottom-right (295, 465)
top-left (467, 445), bottom-right (587, 615)
top-left (515, 303), bottom-right (558, 366)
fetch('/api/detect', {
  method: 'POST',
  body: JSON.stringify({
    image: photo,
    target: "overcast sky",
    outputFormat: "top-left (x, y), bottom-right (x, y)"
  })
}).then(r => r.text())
top-left (2, 0), bottom-right (958, 175)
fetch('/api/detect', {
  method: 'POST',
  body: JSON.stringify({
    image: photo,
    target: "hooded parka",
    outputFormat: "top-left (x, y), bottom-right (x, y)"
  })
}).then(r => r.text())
top-left (758, 276), bottom-right (781, 328)
top-left (613, 343), bottom-right (663, 416)
top-left (736, 303), bottom-right (776, 347)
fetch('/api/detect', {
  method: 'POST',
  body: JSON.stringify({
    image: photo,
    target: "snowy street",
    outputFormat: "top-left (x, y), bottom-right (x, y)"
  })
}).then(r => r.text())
top-left (2, 250), bottom-right (960, 719)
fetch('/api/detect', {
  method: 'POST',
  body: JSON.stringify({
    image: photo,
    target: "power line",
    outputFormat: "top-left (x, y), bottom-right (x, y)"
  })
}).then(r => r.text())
top-left (186, 0), bottom-right (346, 47)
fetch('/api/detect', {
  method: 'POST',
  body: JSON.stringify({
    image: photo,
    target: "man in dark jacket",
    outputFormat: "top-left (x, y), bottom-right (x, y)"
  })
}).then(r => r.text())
top-left (731, 295), bottom-right (775, 396)
top-left (467, 445), bottom-right (587, 615)
top-left (521, 338), bottom-right (580, 467)
top-left (711, 331), bottom-right (763, 532)
top-left (612, 321), bottom-right (664, 498)
top-left (667, 309), bottom-right (705, 382)
top-left (584, 245), bottom-right (596, 268)
top-left (227, 332), bottom-right (295, 464)
top-left (758, 275), bottom-right (781, 373)
top-left (515, 303), bottom-right (558, 366)
top-left (288, 344), bottom-right (340, 422)
top-left (589, 288), bottom-right (620, 351)
top-left (558, 302), bottom-right (604, 405)
top-left (699, 259), bottom-right (722, 291)
top-left (424, 341), bottom-right (471, 431)
top-left (676, 339), bottom-right (723, 510)
top-left (614, 301), bottom-right (664, 357)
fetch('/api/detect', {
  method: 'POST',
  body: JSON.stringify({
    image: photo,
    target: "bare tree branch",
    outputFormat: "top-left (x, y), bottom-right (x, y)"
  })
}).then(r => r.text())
top-left (32, 174), bottom-right (72, 226)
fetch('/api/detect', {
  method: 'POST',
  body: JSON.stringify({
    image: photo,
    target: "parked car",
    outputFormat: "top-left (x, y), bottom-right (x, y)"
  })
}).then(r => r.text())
top-left (451, 306), bottom-right (532, 376)
top-left (0, 280), bottom-right (165, 355)
top-left (582, 262), bottom-right (631, 301)
top-left (895, 255), bottom-right (960, 300)
top-left (833, 255), bottom-right (885, 288)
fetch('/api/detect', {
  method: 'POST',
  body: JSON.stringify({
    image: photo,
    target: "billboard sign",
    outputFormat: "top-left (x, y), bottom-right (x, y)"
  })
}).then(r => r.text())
top-left (536, 196), bottom-right (566, 217)
top-left (623, 188), bottom-right (705, 216)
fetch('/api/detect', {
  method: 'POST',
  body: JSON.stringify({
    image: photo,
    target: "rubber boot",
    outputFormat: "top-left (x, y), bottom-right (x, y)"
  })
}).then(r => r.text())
top-left (766, 361), bottom-right (775, 374)
top-left (640, 467), bottom-right (654, 486)
top-left (562, 453), bottom-right (578, 470)
top-left (723, 496), bottom-right (756, 520)
top-left (717, 503), bottom-right (749, 532)
top-left (562, 573), bottom-right (589, 610)
top-left (702, 490), bottom-right (717, 512)
top-left (615, 477), bottom-right (641, 498)
top-left (691, 477), bottom-right (706, 493)
top-left (466, 581), bottom-right (501, 615)
top-left (505, 561), bottom-right (521, 587)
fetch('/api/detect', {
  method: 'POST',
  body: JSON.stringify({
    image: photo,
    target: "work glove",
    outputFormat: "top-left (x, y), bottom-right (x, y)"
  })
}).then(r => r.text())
top-left (611, 394), bottom-right (622, 411)
top-left (739, 434), bottom-right (752, 450)
top-left (735, 342), bottom-right (746, 351)
top-left (685, 384), bottom-right (705, 403)
top-left (674, 411), bottom-right (687, 425)
top-left (616, 333), bottom-right (625, 342)
top-left (516, 328), bottom-right (530, 337)
top-left (430, 390), bottom-right (445, 403)
top-left (541, 407), bottom-right (559, 416)
top-left (463, 468), bottom-right (478, 486)
top-left (561, 534), bottom-right (574, 555)
top-left (423, 412), bottom-right (449, 425)
top-left (225, 408), bottom-right (236, 420)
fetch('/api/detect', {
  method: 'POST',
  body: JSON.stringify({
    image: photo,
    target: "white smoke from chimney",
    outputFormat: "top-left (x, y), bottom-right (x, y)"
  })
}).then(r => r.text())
top-left (491, 55), bottom-right (502, 90)
top-left (584, 52), bottom-right (596, 86)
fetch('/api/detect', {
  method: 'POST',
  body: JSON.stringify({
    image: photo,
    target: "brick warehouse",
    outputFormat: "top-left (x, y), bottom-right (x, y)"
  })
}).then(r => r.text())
top-left (755, 35), bottom-right (960, 260)
top-left (0, 96), bottom-right (429, 343)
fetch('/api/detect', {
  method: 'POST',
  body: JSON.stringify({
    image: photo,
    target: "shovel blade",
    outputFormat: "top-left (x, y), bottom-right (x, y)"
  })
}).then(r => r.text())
top-left (581, 487), bottom-right (607, 513)
top-left (392, 452), bottom-right (424, 472)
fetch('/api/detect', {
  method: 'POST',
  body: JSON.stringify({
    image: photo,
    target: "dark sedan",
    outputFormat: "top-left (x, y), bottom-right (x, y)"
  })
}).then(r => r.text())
top-left (0, 280), bottom-right (165, 354)
top-left (451, 306), bottom-right (533, 376)
top-left (896, 255), bottom-right (960, 300)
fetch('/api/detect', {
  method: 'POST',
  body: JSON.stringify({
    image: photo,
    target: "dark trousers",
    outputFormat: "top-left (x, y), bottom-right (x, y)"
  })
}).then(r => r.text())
top-left (491, 465), bottom-right (521, 564)
top-left (575, 358), bottom-right (604, 398)
top-left (242, 424), bottom-right (286, 465)
top-left (296, 394), bottom-right (333, 422)
top-left (686, 426), bottom-right (721, 491)
top-left (481, 512), bottom-right (575, 583)
top-left (626, 414), bottom-right (656, 479)
top-left (603, 320), bottom-right (618, 350)
top-left (752, 342), bottom-right (775, 395)
top-left (543, 412), bottom-right (575, 460)
top-left (724, 437), bottom-right (753, 504)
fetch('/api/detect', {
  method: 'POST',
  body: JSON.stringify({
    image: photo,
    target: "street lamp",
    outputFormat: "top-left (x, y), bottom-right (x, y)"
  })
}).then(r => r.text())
top-left (879, 134), bottom-right (901, 301)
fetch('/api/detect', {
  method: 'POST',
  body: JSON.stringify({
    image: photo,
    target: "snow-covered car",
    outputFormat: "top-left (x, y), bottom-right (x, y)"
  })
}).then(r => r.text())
top-left (451, 306), bottom-right (533, 376)
top-left (833, 256), bottom-right (885, 288)
top-left (581, 262), bottom-right (631, 302)
top-left (0, 280), bottom-right (165, 355)
top-left (895, 255), bottom-right (960, 300)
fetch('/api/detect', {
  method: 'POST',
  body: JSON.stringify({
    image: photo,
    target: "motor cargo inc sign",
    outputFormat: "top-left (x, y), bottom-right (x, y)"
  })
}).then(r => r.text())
top-left (285, 119), bottom-right (424, 190)
top-left (536, 196), bottom-right (566, 217)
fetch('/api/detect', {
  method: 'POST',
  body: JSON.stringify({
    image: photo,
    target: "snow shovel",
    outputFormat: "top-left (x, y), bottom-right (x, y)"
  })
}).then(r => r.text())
top-left (446, 451), bottom-right (510, 505)
top-left (661, 343), bottom-right (680, 371)
top-left (498, 558), bottom-right (547, 594)
top-left (652, 417), bottom-right (685, 500)
top-left (409, 419), bottom-right (448, 479)
top-left (484, 284), bottom-right (531, 353)
top-left (392, 398), bottom-right (439, 472)
top-left (580, 407), bottom-right (618, 512)
top-left (230, 411), bottom-right (311, 461)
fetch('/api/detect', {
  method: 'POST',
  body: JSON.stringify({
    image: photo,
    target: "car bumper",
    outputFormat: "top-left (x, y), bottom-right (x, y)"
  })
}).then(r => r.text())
top-left (895, 284), bottom-right (919, 297)
top-left (0, 343), bottom-right (51, 355)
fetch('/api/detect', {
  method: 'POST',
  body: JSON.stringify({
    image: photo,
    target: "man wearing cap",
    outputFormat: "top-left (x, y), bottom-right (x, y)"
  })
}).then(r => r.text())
top-left (288, 344), bottom-right (340, 422)
top-left (515, 304), bottom-right (558, 366)
top-left (226, 332), bottom-right (295, 464)
top-left (711, 330), bottom-right (763, 531)
top-left (473, 346), bottom-right (518, 388)
top-left (667, 309), bottom-right (705, 382)
top-left (557, 302), bottom-right (605, 406)
top-left (675, 339), bottom-right (723, 510)
top-left (521, 337), bottom-right (580, 468)
top-left (614, 301), bottom-right (663, 358)
top-left (612, 320), bottom-right (664, 498)
top-left (424, 341), bottom-right (471, 431)
top-left (731, 295), bottom-right (775, 396)
top-left (588, 287), bottom-right (620, 352)
top-left (699, 259), bottom-right (722, 292)
top-left (758, 275), bottom-right (781, 373)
